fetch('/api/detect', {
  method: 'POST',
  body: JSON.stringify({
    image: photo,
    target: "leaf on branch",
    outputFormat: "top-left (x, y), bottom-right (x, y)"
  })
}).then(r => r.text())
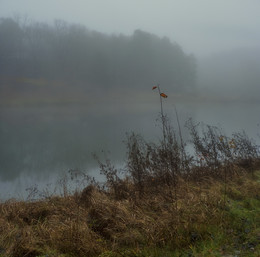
top-left (160, 93), bottom-right (168, 98)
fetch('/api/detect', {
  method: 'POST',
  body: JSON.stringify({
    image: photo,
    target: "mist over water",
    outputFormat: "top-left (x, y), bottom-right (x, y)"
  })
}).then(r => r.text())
top-left (1, 98), bottom-right (259, 200)
top-left (0, 15), bottom-right (259, 200)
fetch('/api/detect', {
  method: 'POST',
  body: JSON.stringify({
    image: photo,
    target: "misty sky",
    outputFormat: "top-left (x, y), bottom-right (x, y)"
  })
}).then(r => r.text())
top-left (1, 0), bottom-right (260, 57)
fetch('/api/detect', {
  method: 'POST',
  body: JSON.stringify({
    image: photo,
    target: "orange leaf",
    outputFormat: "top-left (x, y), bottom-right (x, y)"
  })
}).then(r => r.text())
top-left (152, 86), bottom-right (157, 90)
top-left (160, 93), bottom-right (168, 98)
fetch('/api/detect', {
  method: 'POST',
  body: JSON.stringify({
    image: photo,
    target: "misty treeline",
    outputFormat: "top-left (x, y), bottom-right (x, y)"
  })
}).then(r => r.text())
top-left (0, 17), bottom-right (196, 91)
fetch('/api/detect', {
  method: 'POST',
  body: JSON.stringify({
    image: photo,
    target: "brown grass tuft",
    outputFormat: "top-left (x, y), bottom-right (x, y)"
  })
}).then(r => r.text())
top-left (0, 169), bottom-right (259, 256)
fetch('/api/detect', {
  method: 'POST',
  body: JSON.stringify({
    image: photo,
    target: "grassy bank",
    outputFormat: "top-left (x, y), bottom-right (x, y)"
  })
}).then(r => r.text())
top-left (0, 119), bottom-right (260, 257)
top-left (0, 168), bottom-right (259, 257)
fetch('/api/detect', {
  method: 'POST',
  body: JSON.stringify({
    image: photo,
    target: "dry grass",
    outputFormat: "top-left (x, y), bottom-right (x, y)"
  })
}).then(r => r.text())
top-left (0, 121), bottom-right (259, 256)
top-left (0, 168), bottom-right (259, 257)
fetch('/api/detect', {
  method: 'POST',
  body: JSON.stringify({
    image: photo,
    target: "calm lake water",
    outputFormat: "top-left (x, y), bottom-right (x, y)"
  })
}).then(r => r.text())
top-left (0, 98), bottom-right (259, 200)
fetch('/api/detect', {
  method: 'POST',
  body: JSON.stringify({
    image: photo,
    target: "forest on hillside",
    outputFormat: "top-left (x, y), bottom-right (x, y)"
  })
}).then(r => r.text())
top-left (0, 17), bottom-right (196, 92)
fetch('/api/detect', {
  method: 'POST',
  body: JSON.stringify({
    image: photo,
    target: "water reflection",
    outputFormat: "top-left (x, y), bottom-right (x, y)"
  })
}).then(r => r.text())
top-left (0, 99), bottom-right (259, 200)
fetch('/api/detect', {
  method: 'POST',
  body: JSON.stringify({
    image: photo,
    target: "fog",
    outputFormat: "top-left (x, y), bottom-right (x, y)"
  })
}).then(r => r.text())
top-left (1, 0), bottom-right (260, 57)
top-left (0, 1), bottom-right (260, 199)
